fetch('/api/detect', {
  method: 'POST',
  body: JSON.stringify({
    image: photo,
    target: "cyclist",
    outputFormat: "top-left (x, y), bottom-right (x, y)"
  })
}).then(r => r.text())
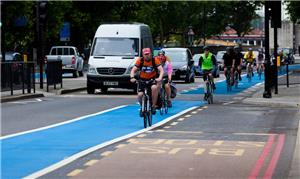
top-left (158, 50), bottom-right (173, 107)
top-left (199, 46), bottom-right (217, 99)
top-left (244, 48), bottom-right (256, 77)
top-left (257, 49), bottom-right (264, 71)
top-left (234, 46), bottom-right (243, 81)
top-left (223, 47), bottom-right (236, 85)
top-left (130, 48), bottom-right (164, 115)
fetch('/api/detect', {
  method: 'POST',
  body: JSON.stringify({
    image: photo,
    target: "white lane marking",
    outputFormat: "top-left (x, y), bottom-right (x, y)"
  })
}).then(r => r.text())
top-left (177, 118), bottom-right (185, 121)
top-left (223, 101), bottom-right (234, 105)
top-left (24, 106), bottom-right (198, 179)
top-left (184, 115), bottom-right (192, 118)
top-left (155, 130), bottom-right (203, 134)
top-left (170, 122), bottom-right (178, 126)
top-left (0, 105), bottom-right (127, 140)
top-left (8, 98), bottom-right (43, 104)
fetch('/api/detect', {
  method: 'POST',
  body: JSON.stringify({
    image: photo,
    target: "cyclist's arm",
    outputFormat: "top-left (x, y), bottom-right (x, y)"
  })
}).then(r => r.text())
top-left (167, 62), bottom-right (173, 82)
top-left (199, 56), bottom-right (203, 68)
top-left (212, 55), bottom-right (217, 66)
top-left (130, 66), bottom-right (138, 79)
top-left (157, 65), bottom-right (164, 81)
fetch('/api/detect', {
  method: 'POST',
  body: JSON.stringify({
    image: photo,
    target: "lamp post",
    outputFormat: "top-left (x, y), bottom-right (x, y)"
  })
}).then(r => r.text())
top-left (187, 26), bottom-right (195, 47)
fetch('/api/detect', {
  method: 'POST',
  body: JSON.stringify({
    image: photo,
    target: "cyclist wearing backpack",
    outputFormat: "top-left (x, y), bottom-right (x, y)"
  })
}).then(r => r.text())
top-left (130, 48), bottom-right (164, 114)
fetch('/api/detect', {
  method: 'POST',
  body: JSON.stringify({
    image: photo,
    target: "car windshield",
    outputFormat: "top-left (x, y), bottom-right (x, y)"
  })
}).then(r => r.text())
top-left (92, 37), bottom-right (139, 57)
top-left (165, 51), bottom-right (187, 62)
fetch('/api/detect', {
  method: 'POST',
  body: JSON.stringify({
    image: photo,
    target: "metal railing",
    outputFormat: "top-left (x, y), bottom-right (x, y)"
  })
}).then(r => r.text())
top-left (1, 62), bottom-right (36, 95)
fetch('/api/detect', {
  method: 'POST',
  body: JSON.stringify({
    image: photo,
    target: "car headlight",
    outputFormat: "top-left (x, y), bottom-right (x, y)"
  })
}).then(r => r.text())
top-left (127, 65), bottom-right (134, 74)
top-left (88, 65), bottom-right (97, 74)
top-left (180, 65), bottom-right (187, 70)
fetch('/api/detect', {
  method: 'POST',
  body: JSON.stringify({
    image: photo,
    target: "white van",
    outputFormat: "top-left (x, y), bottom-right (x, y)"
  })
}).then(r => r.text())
top-left (87, 23), bottom-right (153, 94)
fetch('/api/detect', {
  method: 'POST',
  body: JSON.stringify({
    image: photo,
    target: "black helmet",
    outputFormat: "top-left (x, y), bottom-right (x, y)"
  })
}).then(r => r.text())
top-left (234, 46), bottom-right (241, 52)
top-left (226, 46), bottom-right (233, 53)
top-left (203, 46), bottom-right (209, 51)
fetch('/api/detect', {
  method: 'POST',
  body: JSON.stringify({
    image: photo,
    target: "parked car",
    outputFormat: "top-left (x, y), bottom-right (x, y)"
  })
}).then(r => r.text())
top-left (216, 51), bottom-right (226, 71)
top-left (46, 46), bottom-right (84, 78)
top-left (1, 52), bottom-right (22, 62)
top-left (192, 53), bottom-right (202, 76)
top-left (163, 48), bottom-right (195, 83)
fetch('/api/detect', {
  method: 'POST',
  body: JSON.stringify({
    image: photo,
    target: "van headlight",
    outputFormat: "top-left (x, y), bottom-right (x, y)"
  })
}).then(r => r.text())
top-left (180, 65), bottom-right (187, 71)
top-left (127, 65), bottom-right (134, 74)
top-left (88, 65), bottom-right (97, 74)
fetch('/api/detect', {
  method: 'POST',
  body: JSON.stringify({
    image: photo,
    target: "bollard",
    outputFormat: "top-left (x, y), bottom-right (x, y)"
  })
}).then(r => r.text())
top-left (286, 63), bottom-right (289, 88)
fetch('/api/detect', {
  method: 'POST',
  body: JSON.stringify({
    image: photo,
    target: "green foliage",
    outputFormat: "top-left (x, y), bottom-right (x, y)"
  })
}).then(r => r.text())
top-left (2, 1), bottom-right (262, 53)
top-left (285, 1), bottom-right (300, 23)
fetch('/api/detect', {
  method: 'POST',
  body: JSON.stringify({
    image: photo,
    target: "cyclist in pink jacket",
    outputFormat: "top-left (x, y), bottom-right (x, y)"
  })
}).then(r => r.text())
top-left (157, 50), bottom-right (173, 107)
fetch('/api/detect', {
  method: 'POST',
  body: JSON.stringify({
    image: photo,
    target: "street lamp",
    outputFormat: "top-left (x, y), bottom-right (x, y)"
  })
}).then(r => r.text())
top-left (187, 26), bottom-right (195, 47)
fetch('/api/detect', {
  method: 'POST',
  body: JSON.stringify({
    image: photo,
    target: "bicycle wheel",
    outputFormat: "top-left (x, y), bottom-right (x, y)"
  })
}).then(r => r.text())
top-left (147, 111), bottom-right (152, 127)
top-left (226, 72), bottom-right (231, 92)
top-left (160, 88), bottom-right (165, 115)
top-left (234, 71), bottom-right (238, 88)
top-left (258, 66), bottom-right (262, 80)
top-left (248, 68), bottom-right (252, 82)
top-left (207, 83), bottom-right (212, 104)
top-left (142, 96), bottom-right (147, 128)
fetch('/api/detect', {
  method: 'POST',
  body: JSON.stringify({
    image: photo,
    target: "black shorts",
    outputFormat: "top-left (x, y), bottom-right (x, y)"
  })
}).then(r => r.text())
top-left (138, 79), bottom-right (157, 93)
top-left (202, 69), bottom-right (213, 81)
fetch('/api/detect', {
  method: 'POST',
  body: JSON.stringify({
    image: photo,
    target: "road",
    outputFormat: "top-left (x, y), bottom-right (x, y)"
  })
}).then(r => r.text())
top-left (1, 66), bottom-right (300, 179)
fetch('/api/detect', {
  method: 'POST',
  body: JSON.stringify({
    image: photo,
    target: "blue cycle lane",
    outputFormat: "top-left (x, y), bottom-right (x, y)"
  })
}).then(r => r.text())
top-left (182, 64), bottom-right (300, 95)
top-left (1, 100), bottom-right (204, 179)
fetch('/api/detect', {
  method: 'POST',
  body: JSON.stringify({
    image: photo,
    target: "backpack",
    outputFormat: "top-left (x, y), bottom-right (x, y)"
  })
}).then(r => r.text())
top-left (139, 57), bottom-right (158, 73)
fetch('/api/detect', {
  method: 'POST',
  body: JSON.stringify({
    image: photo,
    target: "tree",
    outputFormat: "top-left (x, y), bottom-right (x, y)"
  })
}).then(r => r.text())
top-left (285, 1), bottom-right (300, 24)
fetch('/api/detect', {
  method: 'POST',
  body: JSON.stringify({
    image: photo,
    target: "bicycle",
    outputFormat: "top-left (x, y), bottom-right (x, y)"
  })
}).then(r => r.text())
top-left (159, 82), bottom-right (168, 115)
top-left (139, 79), bottom-right (154, 128)
top-left (203, 72), bottom-right (214, 104)
top-left (225, 67), bottom-right (233, 92)
top-left (257, 63), bottom-right (263, 80)
top-left (246, 63), bottom-right (253, 83)
top-left (233, 68), bottom-right (239, 89)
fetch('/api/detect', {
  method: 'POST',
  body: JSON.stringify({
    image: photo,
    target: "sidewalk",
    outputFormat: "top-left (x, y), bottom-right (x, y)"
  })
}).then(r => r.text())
top-left (1, 74), bottom-right (87, 103)
top-left (242, 71), bottom-right (300, 179)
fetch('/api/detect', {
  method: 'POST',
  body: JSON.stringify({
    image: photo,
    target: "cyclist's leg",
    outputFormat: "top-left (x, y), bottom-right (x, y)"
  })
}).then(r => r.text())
top-left (164, 81), bottom-right (172, 107)
top-left (238, 65), bottom-right (242, 80)
top-left (208, 70), bottom-right (215, 89)
top-left (151, 81), bottom-right (160, 108)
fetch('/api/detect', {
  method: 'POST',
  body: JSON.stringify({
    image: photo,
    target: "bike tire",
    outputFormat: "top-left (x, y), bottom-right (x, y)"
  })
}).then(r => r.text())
top-left (147, 111), bottom-right (152, 127)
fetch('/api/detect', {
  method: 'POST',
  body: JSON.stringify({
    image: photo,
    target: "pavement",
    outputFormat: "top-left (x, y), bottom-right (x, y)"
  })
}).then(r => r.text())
top-left (1, 56), bottom-right (300, 178)
top-left (0, 74), bottom-right (87, 103)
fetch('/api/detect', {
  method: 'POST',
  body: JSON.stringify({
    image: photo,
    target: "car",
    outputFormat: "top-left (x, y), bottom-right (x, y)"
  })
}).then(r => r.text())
top-left (216, 51), bottom-right (226, 70)
top-left (1, 52), bottom-right (22, 62)
top-left (163, 48), bottom-right (195, 83)
top-left (192, 53), bottom-right (202, 76)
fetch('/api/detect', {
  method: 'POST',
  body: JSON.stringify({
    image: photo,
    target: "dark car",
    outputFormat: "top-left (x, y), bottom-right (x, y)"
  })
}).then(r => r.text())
top-left (163, 48), bottom-right (195, 83)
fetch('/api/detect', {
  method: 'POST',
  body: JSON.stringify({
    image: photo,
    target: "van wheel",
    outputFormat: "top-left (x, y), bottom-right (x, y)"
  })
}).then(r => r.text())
top-left (87, 86), bottom-right (95, 94)
top-left (101, 87), bottom-right (108, 93)
top-left (185, 75), bottom-right (190, 83)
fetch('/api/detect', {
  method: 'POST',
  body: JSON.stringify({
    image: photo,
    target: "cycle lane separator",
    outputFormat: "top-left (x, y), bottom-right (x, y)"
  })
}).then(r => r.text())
top-left (20, 101), bottom-right (203, 179)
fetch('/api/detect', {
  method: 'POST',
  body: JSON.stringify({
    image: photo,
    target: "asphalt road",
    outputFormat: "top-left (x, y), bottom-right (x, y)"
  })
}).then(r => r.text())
top-left (1, 68), bottom-right (299, 179)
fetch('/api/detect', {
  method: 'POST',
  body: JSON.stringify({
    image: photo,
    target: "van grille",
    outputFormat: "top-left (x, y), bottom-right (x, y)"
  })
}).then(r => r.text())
top-left (97, 68), bottom-right (126, 75)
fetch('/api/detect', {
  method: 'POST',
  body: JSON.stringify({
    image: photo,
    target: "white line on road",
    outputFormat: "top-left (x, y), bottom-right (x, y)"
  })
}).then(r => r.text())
top-left (0, 105), bottom-right (127, 140)
top-left (24, 106), bottom-right (198, 179)
top-left (223, 101), bottom-right (234, 105)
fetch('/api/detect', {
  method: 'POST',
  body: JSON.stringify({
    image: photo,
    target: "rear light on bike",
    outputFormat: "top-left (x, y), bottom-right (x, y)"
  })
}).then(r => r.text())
top-left (72, 56), bottom-right (76, 64)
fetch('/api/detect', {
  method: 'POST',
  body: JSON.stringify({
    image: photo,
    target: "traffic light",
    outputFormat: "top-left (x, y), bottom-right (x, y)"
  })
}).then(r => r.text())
top-left (38, 1), bottom-right (48, 24)
top-left (268, 1), bottom-right (281, 28)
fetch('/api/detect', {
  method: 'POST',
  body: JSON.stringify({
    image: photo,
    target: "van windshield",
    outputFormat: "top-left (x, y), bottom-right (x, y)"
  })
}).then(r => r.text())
top-left (92, 37), bottom-right (139, 57)
top-left (165, 51), bottom-right (187, 62)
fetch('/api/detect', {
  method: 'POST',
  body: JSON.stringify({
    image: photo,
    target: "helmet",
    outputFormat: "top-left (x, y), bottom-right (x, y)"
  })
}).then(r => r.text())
top-left (158, 50), bottom-right (165, 55)
top-left (234, 46), bottom-right (240, 51)
top-left (203, 46), bottom-right (209, 51)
